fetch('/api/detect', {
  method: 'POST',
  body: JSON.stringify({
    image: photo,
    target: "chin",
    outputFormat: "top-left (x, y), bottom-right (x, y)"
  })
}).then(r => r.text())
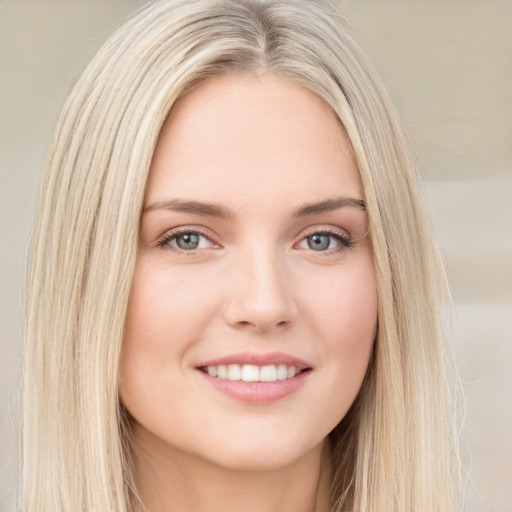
top-left (195, 433), bottom-right (325, 473)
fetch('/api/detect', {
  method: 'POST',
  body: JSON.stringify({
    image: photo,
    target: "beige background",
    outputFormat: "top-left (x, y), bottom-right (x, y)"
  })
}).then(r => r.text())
top-left (1, 1), bottom-right (511, 510)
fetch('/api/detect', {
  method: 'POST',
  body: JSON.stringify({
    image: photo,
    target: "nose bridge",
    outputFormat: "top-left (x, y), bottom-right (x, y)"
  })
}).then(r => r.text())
top-left (223, 238), bottom-right (296, 332)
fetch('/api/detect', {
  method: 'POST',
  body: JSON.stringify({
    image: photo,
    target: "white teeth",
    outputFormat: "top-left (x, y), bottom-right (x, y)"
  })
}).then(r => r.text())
top-left (240, 364), bottom-right (260, 382)
top-left (217, 365), bottom-right (227, 379)
top-left (227, 364), bottom-right (241, 380)
top-left (260, 365), bottom-right (277, 382)
top-left (277, 364), bottom-right (288, 380)
top-left (203, 364), bottom-right (303, 382)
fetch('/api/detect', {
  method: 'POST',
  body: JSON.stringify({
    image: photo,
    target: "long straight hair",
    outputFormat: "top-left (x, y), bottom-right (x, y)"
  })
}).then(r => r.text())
top-left (22, 0), bottom-right (462, 510)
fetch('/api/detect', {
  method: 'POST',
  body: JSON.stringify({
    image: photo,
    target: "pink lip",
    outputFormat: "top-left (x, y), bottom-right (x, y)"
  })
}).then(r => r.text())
top-left (196, 351), bottom-right (311, 370)
top-left (197, 369), bottom-right (311, 404)
top-left (195, 351), bottom-right (313, 405)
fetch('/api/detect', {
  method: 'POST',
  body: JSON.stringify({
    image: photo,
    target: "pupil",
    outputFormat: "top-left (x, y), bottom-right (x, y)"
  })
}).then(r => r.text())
top-left (308, 234), bottom-right (330, 251)
top-left (177, 233), bottom-right (199, 250)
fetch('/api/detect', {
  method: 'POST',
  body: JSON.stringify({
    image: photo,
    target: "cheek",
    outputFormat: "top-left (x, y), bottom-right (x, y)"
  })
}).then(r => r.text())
top-left (118, 256), bottom-right (220, 410)
top-left (301, 257), bottom-right (377, 403)
top-left (122, 256), bottom-right (219, 348)
top-left (307, 257), bottom-right (378, 345)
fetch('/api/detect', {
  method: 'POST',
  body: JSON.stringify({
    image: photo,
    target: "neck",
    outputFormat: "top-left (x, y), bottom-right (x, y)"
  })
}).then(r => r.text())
top-left (130, 427), bottom-right (332, 512)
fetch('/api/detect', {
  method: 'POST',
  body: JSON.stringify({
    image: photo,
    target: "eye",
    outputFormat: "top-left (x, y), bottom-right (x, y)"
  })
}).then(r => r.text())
top-left (158, 229), bottom-right (216, 252)
top-left (297, 229), bottom-right (353, 253)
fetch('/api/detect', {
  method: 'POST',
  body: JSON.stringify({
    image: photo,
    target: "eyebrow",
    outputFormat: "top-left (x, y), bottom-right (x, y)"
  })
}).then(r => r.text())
top-left (144, 199), bottom-right (235, 218)
top-left (143, 196), bottom-right (366, 218)
top-left (292, 196), bottom-right (366, 217)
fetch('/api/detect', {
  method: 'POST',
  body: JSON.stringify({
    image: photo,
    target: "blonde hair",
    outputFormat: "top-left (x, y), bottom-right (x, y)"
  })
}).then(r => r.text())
top-left (22, 0), bottom-right (462, 510)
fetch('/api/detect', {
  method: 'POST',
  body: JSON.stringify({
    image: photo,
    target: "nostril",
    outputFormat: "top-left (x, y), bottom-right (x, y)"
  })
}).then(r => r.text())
top-left (222, 278), bottom-right (298, 332)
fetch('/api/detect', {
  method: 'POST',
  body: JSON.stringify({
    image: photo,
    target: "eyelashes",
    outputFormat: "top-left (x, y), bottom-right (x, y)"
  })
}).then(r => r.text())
top-left (157, 227), bottom-right (217, 253)
top-left (157, 226), bottom-right (355, 256)
top-left (298, 227), bottom-right (354, 252)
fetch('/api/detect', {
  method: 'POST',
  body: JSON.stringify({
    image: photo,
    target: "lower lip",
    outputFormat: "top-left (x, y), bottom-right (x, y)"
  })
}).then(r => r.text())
top-left (197, 369), bottom-right (311, 404)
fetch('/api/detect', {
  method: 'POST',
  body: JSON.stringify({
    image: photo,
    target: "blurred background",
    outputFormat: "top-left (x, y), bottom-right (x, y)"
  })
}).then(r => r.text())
top-left (1, 0), bottom-right (511, 510)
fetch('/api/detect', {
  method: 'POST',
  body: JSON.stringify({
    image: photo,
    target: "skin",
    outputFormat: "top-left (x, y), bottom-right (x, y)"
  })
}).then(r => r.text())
top-left (119, 73), bottom-right (378, 512)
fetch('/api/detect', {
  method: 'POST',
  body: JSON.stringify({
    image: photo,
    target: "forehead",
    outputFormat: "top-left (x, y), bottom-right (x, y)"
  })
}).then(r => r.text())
top-left (145, 73), bottom-right (362, 209)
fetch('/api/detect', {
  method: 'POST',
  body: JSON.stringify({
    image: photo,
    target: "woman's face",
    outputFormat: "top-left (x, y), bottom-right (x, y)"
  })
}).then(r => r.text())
top-left (120, 74), bottom-right (377, 471)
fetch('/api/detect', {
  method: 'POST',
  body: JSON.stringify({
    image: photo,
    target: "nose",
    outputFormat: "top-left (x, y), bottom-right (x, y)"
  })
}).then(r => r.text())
top-left (222, 247), bottom-right (298, 333)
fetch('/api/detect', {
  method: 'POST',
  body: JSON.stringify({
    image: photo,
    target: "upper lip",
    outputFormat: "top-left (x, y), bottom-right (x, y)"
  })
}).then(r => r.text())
top-left (196, 351), bottom-right (311, 370)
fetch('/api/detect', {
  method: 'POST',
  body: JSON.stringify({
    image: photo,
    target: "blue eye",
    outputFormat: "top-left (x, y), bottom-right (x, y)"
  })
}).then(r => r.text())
top-left (158, 230), bottom-right (214, 252)
top-left (298, 229), bottom-right (353, 253)
top-left (175, 233), bottom-right (200, 250)
top-left (307, 233), bottom-right (331, 251)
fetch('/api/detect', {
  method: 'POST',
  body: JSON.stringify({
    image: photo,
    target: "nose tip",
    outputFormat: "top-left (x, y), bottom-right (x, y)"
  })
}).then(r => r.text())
top-left (234, 317), bottom-right (290, 333)
top-left (222, 254), bottom-right (297, 333)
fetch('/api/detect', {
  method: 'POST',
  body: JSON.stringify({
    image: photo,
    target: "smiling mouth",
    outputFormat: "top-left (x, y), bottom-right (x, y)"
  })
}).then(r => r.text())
top-left (198, 364), bottom-right (310, 382)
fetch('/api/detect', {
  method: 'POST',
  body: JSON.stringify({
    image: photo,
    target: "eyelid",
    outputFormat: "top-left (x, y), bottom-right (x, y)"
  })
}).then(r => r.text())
top-left (156, 224), bottom-right (355, 255)
top-left (294, 225), bottom-right (354, 252)
top-left (300, 225), bottom-right (350, 238)
top-left (157, 226), bottom-right (220, 253)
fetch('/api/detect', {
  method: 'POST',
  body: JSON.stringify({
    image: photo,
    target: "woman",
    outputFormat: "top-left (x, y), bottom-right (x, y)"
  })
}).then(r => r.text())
top-left (21, 0), bottom-right (462, 510)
